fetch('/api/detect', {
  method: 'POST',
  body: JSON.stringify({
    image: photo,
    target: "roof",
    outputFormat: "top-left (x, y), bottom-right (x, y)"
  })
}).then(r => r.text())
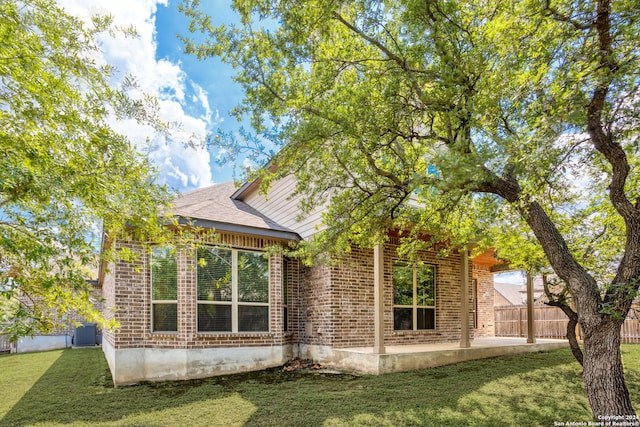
top-left (171, 182), bottom-right (300, 241)
top-left (494, 282), bottom-right (523, 305)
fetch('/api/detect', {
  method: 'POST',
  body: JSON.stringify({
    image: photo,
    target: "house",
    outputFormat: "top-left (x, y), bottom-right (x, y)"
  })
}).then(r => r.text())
top-left (494, 281), bottom-right (524, 306)
top-left (519, 276), bottom-right (549, 305)
top-left (100, 176), bottom-right (501, 385)
top-left (494, 277), bottom-right (552, 307)
top-left (7, 279), bottom-right (103, 354)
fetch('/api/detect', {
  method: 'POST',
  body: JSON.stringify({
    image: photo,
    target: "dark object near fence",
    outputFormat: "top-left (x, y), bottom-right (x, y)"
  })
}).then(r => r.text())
top-left (74, 323), bottom-right (98, 347)
top-left (0, 334), bottom-right (12, 354)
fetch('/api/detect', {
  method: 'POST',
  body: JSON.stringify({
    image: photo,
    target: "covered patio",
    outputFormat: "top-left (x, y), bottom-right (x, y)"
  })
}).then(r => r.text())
top-left (327, 337), bottom-right (569, 375)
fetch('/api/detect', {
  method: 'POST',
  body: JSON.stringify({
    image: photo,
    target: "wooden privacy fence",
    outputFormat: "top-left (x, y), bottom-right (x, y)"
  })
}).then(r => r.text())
top-left (0, 334), bottom-right (13, 354)
top-left (494, 305), bottom-right (640, 343)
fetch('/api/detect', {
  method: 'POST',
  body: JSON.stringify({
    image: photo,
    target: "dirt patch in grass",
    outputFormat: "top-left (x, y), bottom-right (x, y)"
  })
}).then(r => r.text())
top-left (138, 358), bottom-right (360, 396)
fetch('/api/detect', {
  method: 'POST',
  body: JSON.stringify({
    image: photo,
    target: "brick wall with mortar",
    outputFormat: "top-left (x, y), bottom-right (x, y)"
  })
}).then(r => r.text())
top-left (103, 230), bottom-right (495, 352)
top-left (298, 262), bottom-right (334, 346)
top-left (284, 256), bottom-right (302, 344)
top-left (298, 239), bottom-right (493, 348)
top-left (473, 264), bottom-right (495, 337)
top-left (103, 232), bottom-right (298, 350)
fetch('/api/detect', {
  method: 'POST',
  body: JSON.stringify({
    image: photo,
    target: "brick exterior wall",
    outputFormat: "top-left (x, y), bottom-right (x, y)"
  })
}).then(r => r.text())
top-left (102, 262), bottom-right (116, 347)
top-left (294, 239), bottom-right (496, 349)
top-left (299, 263), bottom-right (336, 346)
top-left (102, 232), bottom-right (297, 351)
top-left (103, 231), bottom-right (495, 353)
top-left (473, 264), bottom-right (495, 337)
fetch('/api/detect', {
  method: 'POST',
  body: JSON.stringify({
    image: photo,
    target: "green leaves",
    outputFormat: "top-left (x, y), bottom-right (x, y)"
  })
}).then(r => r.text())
top-left (0, 0), bottom-right (173, 339)
top-left (183, 0), bottom-right (638, 280)
top-left (183, 0), bottom-right (639, 415)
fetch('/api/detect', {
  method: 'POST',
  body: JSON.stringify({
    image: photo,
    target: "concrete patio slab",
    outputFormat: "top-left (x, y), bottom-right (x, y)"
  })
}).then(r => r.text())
top-left (322, 337), bottom-right (570, 375)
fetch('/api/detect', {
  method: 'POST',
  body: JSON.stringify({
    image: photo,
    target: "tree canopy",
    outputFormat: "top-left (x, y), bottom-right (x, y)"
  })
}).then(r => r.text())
top-left (0, 0), bottom-right (172, 338)
top-left (183, 0), bottom-right (640, 417)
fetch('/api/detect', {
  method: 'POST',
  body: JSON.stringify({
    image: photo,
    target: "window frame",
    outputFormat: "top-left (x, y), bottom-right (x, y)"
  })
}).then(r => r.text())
top-left (196, 246), bottom-right (270, 333)
top-left (283, 256), bottom-right (290, 333)
top-left (150, 246), bottom-right (178, 333)
top-left (392, 261), bottom-right (437, 331)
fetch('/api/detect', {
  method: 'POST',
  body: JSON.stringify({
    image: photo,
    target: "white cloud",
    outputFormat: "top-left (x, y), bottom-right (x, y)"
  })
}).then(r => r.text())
top-left (494, 271), bottom-right (526, 285)
top-left (58, 0), bottom-right (214, 191)
top-left (242, 157), bottom-right (256, 172)
top-left (192, 83), bottom-right (213, 123)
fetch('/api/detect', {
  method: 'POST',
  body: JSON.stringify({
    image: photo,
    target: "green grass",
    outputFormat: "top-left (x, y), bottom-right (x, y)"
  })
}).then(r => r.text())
top-left (1, 346), bottom-right (639, 426)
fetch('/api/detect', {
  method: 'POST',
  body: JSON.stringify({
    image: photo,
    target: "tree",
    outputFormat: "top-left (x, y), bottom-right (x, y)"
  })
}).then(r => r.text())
top-left (182, 0), bottom-right (640, 417)
top-left (0, 0), bottom-right (172, 338)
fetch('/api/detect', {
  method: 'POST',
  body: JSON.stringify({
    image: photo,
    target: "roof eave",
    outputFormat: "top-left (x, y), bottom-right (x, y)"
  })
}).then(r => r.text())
top-left (176, 217), bottom-right (300, 242)
top-left (231, 180), bottom-right (256, 200)
top-left (231, 161), bottom-right (281, 200)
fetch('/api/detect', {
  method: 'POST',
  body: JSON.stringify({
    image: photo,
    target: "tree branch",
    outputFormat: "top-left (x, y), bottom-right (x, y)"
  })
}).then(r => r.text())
top-left (543, 275), bottom-right (584, 365)
top-left (331, 12), bottom-right (431, 103)
top-left (585, 0), bottom-right (640, 292)
top-left (543, 0), bottom-right (596, 31)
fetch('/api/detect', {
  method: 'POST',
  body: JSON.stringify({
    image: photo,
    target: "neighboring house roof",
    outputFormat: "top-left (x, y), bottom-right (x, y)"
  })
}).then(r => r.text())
top-left (171, 181), bottom-right (300, 241)
top-left (494, 282), bottom-right (523, 306)
top-left (519, 276), bottom-right (548, 304)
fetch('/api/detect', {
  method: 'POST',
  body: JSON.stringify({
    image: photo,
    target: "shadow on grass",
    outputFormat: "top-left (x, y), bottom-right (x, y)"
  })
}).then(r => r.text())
top-left (240, 350), bottom-right (593, 427)
top-left (0, 348), bottom-right (219, 426)
top-left (0, 347), bottom-right (622, 427)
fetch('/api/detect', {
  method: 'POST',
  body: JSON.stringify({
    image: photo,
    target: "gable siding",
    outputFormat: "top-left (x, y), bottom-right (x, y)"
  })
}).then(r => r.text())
top-left (240, 175), bottom-right (326, 240)
top-left (494, 292), bottom-right (515, 307)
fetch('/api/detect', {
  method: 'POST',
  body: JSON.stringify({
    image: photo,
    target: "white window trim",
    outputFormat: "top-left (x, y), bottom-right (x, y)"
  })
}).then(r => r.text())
top-left (393, 262), bottom-right (437, 331)
top-left (150, 246), bottom-right (178, 333)
top-left (197, 246), bottom-right (270, 333)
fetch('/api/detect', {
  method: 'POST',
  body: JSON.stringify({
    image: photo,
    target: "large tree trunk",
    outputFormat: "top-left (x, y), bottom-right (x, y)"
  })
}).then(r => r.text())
top-left (581, 319), bottom-right (635, 417)
top-left (521, 202), bottom-right (637, 416)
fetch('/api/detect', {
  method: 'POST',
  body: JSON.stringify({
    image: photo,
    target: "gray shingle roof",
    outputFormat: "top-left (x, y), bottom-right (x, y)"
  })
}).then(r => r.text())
top-left (494, 282), bottom-right (524, 305)
top-left (171, 182), bottom-right (299, 240)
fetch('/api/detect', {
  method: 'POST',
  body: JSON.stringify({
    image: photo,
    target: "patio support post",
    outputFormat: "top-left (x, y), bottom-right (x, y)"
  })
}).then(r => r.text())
top-left (460, 248), bottom-right (471, 348)
top-left (526, 272), bottom-right (536, 343)
top-left (373, 243), bottom-right (386, 354)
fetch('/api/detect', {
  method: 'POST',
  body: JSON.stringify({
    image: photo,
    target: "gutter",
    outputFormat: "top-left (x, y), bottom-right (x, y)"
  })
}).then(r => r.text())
top-left (176, 217), bottom-right (300, 242)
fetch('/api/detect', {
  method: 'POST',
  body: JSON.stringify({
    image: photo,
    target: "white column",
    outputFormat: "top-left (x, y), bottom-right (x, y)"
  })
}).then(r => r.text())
top-left (373, 244), bottom-right (385, 354)
top-left (460, 248), bottom-right (470, 348)
top-left (527, 272), bottom-right (536, 343)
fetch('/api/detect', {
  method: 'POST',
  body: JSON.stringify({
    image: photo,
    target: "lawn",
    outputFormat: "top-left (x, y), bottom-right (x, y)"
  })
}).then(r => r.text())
top-left (0, 346), bottom-right (639, 426)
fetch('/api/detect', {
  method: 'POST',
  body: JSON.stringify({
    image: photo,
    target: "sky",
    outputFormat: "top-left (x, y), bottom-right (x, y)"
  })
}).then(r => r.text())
top-left (54, 1), bottom-right (535, 284)
top-left (59, 0), bottom-right (248, 193)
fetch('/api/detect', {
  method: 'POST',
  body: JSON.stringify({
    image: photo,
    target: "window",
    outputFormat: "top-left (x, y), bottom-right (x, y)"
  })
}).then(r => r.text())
top-left (197, 247), bottom-right (269, 332)
top-left (393, 262), bottom-right (436, 330)
top-left (151, 246), bottom-right (178, 332)
top-left (283, 257), bottom-right (290, 332)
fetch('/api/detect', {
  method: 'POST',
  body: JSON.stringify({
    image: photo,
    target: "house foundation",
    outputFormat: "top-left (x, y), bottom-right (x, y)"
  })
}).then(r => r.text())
top-left (103, 339), bottom-right (295, 385)
top-left (302, 338), bottom-right (569, 375)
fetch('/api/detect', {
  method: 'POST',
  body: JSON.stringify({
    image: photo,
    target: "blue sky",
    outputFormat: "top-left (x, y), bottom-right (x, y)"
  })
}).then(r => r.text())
top-left (56, 1), bottom-right (531, 284)
top-left (155, 0), bottom-right (247, 185)
top-left (60, 0), bottom-right (250, 192)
